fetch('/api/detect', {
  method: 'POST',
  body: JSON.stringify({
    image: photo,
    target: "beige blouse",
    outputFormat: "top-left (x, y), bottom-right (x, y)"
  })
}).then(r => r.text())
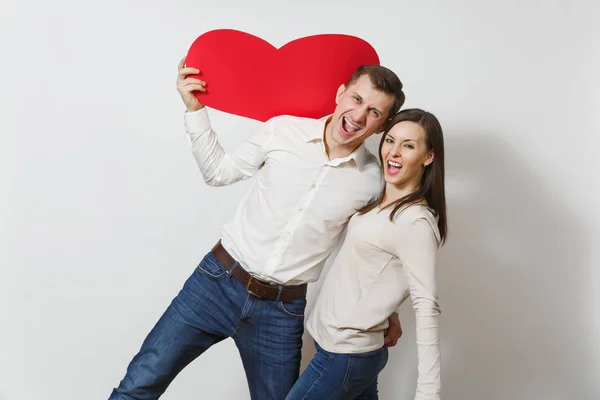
top-left (306, 204), bottom-right (442, 399)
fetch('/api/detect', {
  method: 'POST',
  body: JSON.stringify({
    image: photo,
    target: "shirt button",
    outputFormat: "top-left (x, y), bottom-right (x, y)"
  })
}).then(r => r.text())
top-left (286, 230), bottom-right (292, 235)
top-left (310, 183), bottom-right (316, 188)
top-left (298, 208), bottom-right (304, 212)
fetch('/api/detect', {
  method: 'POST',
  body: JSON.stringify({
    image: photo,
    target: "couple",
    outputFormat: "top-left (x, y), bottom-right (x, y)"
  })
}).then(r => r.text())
top-left (109, 56), bottom-right (446, 400)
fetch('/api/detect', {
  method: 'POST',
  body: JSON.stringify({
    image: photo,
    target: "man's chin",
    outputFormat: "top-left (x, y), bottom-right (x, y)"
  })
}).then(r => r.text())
top-left (336, 128), bottom-right (360, 141)
top-left (332, 133), bottom-right (351, 146)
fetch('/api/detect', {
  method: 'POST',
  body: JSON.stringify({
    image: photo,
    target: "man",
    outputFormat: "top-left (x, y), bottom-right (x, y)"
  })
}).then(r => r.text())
top-left (109, 57), bottom-right (406, 400)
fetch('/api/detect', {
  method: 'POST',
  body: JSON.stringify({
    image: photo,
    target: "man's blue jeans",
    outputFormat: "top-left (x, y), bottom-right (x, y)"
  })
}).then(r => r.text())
top-left (108, 251), bottom-right (306, 400)
top-left (285, 341), bottom-right (388, 400)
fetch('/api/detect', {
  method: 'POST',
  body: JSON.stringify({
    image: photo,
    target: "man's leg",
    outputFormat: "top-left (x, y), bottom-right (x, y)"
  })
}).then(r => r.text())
top-left (234, 295), bottom-right (307, 400)
top-left (109, 252), bottom-right (246, 400)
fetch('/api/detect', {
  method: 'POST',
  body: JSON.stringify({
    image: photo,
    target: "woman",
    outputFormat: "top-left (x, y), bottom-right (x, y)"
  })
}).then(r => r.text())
top-left (286, 108), bottom-right (447, 400)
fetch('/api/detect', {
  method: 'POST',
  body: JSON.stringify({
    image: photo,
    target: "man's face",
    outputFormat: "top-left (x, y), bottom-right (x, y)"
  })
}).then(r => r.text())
top-left (327, 75), bottom-right (395, 152)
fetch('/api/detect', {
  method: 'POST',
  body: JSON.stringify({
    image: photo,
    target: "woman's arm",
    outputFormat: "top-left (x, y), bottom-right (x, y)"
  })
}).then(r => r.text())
top-left (394, 215), bottom-right (441, 400)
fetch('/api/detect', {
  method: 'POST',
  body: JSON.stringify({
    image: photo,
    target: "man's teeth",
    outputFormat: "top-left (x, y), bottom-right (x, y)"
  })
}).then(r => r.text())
top-left (343, 117), bottom-right (360, 132)
top-left (388, 160), bottom-right (402, 168)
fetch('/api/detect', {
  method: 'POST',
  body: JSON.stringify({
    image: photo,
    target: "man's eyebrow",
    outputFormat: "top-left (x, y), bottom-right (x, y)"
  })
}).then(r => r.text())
top-left (352, 92), bottom-right (384, 114)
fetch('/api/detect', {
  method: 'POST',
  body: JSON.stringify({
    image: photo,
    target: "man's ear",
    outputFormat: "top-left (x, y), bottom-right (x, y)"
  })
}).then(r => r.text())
top-left (335, 84), bottom-right (346, 105)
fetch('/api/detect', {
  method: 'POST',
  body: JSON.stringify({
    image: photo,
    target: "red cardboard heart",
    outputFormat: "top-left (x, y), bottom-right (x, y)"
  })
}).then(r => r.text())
top-left (185, 29), bottom-right (380, 122)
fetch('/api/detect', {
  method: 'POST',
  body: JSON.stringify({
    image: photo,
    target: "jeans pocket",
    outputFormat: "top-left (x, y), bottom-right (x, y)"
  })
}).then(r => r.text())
top-left (342, 347), bottom-right (388, 395)
top-left (196, 253), bottom-right (227, 279)
top-left (278, 297), bottom-right (307, 318)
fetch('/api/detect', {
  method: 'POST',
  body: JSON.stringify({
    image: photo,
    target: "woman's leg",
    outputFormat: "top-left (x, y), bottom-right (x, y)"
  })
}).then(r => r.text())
top-left (341, 346), bottom-right (388, 399)
top-left (285, 342), bottom-right (388, 400)
top-left (285, 341), bottom-right (343, 399)
top-left (354, 378), bottom-right (380, 400)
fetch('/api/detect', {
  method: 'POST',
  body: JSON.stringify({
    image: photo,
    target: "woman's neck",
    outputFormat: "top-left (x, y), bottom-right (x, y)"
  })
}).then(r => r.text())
top-left (381, 181), bottom-right (420, 208)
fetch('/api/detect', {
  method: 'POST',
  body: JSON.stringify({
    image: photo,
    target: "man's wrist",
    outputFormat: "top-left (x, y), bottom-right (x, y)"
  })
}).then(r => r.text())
top-left (186, 104), bottom-right (205, 113)
top-left (184, 106), bottom-right (211, 136)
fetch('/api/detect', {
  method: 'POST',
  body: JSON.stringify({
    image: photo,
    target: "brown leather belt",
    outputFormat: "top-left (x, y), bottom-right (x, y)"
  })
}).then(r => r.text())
top-left (211, 241), bottom-right (307, 303)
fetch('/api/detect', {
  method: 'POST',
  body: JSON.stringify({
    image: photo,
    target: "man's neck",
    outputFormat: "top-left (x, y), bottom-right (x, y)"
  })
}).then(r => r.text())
top-left (323, 118), bottom-right (358, 160)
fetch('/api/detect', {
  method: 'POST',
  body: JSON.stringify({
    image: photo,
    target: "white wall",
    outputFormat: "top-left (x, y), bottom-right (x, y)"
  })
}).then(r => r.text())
top-left (2, 0), bottom-right (599, 399)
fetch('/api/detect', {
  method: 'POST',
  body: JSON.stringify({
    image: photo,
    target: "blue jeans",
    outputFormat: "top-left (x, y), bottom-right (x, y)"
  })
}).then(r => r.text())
top-left (285, 341), bottom-right (388, 400)
top-left (109, 252), bottom-right (306, 400)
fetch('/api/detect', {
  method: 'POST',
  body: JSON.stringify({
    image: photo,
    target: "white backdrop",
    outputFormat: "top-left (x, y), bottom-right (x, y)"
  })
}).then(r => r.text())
top-left (2, 0), bottom-right (599, 399)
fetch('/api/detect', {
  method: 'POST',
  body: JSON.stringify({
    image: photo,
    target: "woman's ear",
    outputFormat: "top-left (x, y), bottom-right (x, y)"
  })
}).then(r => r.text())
top-left (424, 150), bottom-right (434, 167)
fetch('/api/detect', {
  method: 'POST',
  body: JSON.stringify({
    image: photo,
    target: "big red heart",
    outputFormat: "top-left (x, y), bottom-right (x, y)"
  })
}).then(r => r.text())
top-left (185, 29), bottom-right (380, 122)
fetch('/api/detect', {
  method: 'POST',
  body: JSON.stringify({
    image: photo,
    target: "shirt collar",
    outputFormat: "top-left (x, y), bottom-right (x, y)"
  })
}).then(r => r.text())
top-left (326, 144), bottom-right (368, 171)
top-left (305, 115), bottom-right (330, 143)
top-left (350, 144), bottom-right (370, 172)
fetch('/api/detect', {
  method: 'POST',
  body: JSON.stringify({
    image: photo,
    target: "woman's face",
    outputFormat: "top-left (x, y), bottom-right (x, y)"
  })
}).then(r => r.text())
top-left (380, 121), bottom-right (434, 190)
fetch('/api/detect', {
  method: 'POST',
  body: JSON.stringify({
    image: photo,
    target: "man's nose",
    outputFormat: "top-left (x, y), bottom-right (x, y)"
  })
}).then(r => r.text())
top-left (351, 107), bottom-right (368, 123)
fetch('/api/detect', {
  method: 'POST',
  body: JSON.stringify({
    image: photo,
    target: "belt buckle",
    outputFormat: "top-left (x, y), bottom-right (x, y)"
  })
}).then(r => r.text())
top-left (246, 276), bottom-right (264, 299)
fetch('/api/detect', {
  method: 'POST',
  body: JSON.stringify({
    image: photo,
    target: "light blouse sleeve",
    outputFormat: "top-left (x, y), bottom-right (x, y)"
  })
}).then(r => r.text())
top-left (393, 215), bottom-right (441, 400)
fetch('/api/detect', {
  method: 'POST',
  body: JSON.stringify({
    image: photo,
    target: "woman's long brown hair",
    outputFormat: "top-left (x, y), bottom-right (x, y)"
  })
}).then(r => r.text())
top-left (357, 108), bottom-right (447, 244)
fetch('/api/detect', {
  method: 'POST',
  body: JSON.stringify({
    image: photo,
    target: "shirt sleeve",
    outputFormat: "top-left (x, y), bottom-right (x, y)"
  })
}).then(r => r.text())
top-left (393, 216), bottom-right (441, 400)
top-left (183, 108), bottom-right (275, 187)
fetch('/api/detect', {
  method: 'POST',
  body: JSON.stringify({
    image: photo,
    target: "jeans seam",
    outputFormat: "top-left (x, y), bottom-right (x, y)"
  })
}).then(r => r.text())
top-left (301, 351), bottom-right (334, 400)
top-left (350, 346), bottom-right (385, 358)
top-left (342, 355), bottom-right (355, 394)
top-left (278, 301), bottom-right (305, 318)
top-left (197, 256), bottom-right (227, 278)
top-left (226, 261), bottom-right (239, 278)
top-left (232, 291), bottom-right (257, 337)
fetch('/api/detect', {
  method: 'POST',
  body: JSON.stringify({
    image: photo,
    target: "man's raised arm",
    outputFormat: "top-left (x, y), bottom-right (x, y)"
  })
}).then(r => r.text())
top-left (177, 56), bottom-right (273, 187)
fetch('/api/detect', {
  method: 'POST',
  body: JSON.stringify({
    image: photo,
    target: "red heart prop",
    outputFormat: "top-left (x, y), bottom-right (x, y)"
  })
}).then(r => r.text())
top-left (185, 29), bottom-right (380, 122)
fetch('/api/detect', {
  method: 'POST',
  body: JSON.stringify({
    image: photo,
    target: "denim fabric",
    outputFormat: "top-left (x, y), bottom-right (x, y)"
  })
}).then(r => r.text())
top-left (285, 341), bottom-right (388, 400)
top-left (109, 252), bottom-right (306, 400)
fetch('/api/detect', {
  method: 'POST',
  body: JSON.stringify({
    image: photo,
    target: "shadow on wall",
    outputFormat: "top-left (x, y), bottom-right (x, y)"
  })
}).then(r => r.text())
top-left (303, 132), bottom-right (593, 400)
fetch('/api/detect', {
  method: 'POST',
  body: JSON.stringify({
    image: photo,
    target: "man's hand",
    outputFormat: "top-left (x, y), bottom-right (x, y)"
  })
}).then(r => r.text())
top-left (176, 56), bottom-right (206, 113)
top-left (384, 312), bottom-right (402, 347)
